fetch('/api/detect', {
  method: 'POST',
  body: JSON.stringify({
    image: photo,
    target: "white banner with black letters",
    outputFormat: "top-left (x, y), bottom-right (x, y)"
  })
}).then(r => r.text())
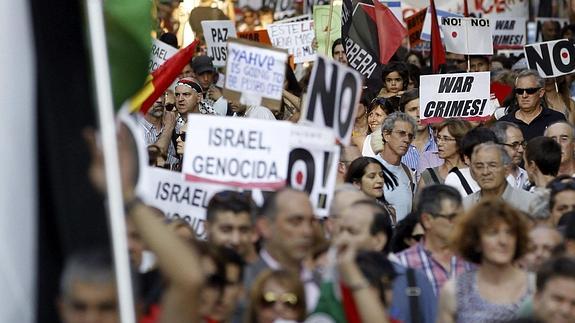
top-left (201, 20), bottom-right (237, 67)
top-left (524, 39), bottom-right (575, 78)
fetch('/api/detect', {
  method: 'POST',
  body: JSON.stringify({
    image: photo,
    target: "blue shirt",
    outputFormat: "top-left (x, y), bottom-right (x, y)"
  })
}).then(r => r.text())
top-left (401, 127), bottom-right (438, 171)
top-left (390, 263), bottom-right (438, 323)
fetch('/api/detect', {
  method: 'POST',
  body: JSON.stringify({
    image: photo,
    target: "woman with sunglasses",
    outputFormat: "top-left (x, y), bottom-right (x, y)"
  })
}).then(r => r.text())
top-left (172, 124), bottom-right (187, 172)
top-left (245, 269), bottom-right (306, 323)
top-left (361, 96), bottom-right (400, 157)
top-left (438, 199), bottom-right (533, 323)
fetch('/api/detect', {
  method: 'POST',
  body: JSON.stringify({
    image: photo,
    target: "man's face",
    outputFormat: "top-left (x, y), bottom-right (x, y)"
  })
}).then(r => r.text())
top-left (551, 190), bottom-right (575, 225)
top-left (336, 204), bottom-right (385, 252)
top-left (333, 44), bottom-right (348, 65)
top-left (147, 96), bottom-right (164, 118)
top-left (383, 120), bottom-right (415, 158)
top-left (545, 123), bottom-right (574, 164)
top-left (59, 282), bottom-right (119, 323)
top-left (534, 277), bottom-right (575, 323)
top-left (197, 71), bottom-right (215, 90)
top-left (202, 263), bottom-right (243, 322)
top-left (175, 85), bottom-right (198, 115)
top-left (180, 64), bottom-right (194, 79)
top-left (522, 227), bottom-right (562, 271)
top-left (422, 198), bottom-right (461, 243)
top-left (207, 211), bottom-right (254, 259)
top-left (470, 147), bottom-right (508, 191)
top-left (503, 127), bottom-right (525, 167)
top-left (515, 75), bottom-right (544, 111)
top-left (403, 99), bottom-right (424, 131)
top-left (469, 58), bottom-right (490, 72)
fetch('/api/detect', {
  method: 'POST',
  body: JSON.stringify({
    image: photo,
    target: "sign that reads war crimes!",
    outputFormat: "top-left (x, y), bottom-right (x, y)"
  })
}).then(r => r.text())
top-left (201, 20), bottom-right (237, 67)
top-left (224, 38), bottom-right (287, 109)
top-left (302, 55), bottom-right (362, 145)
top-left (149, 38), bottom-right (177, 72)
top-left (288, 125), bottom-right (339, 217)
top-left (420, 72), bottom-right (492, 124)
top-left (491, 17), bottom-right (526, 50)
top-left (183, 115), bottom-right (291, 189)
top-left (267, 20), bottom-right (316, 63)
top-left (525, 39), bottom-right (575, 78)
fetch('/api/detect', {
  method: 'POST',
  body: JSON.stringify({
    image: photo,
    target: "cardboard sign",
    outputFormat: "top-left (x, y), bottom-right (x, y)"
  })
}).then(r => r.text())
top-left (535, 18), bottom-right (569, 43)
top-left (419, 72), bottom-right (492, 124)
top-left (237, 30), bottom-right (272, 45)
top-left (313, 4), bottom-right (342, 57)
top-left (405, 8), bottom-right (426, 47)
top-left (440, 17), bottom-right (493, 55)
top-left (268, 20), bottom-right (316, 63)
top-left (224, 38), bottom-right (288, 108)
top-left (524, 39), bottom-right (575, 78)
top-left (201, 20), bottom-right (237, 67)
top-left (420, 7), bottom-right (462, 42)
top-left (287, 125), bottom-right (339, 217)
top-left (491, 17), bottom-right (526, 49)
top-left (182, 115), bottom-right (291, 189)
top-left (301, 55), bottom-right (362, 145)
top-left (149, 38), bottom-right (177, 72)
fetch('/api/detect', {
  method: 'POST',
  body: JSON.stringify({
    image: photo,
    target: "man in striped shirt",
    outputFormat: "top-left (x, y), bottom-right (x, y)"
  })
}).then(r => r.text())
top-left (397, 184), bottom-right (474, 296)
top-left (137, 95), bottom-right (178, 167)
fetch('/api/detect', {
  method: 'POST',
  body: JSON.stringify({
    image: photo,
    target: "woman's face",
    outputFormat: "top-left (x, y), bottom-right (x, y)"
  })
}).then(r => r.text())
top-left (355, 163), bottom-right (384, 199)
top-left (436, 127), bottom-right (458, 160)
top-left (384, 71), bottom-right (404, 93)
top-left (480, 220), bottom-right (517, 266)
top-left (257, 279), bottom-right (300, 323)
top-left (368, 106), bottom-right (387, 132)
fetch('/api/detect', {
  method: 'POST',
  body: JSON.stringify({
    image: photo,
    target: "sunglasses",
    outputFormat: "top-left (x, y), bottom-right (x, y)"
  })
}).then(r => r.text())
top-left (514, 87), bottom-right (541, 95)
top-left (164, 103), bottom-right (176, 112)
top-left (261, 292), bottom-right (298, 308)
top-left (176, 133), bottom-right (186, 141)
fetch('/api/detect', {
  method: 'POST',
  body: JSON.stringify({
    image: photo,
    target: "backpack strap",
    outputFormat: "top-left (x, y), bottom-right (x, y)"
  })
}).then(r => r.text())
top-left (401, 163), bottom-right (415, 193)
top-left (450, 167), bottom-right (473, 195)
top-left (427, 167), bottom-right (440, 184)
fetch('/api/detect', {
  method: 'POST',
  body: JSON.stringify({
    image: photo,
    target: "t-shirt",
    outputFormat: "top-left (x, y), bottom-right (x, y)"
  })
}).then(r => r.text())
top-left (499, 106), bottom-right (565, 141)
top-left (444, 167), bottom-right (480, 197)
top-left (246, 105), bottom-right (276, 120)
top-left (375, 155), bottom-right (413, 221)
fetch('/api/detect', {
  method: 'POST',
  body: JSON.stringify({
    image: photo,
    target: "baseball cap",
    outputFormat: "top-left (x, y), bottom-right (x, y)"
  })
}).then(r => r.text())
top-left (192, 55), bottom-right (216, 75)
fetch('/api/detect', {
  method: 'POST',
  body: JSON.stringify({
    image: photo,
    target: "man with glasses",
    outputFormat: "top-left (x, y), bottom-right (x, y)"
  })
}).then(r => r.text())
top-left (500, 69), bottom-right (565, 141)
top-left (376, 112), bottom-right (417, 221)
top-left (464, 143), bottom-right (532, 212)
top-left (524, 137), bottom-right (562, 189)
top-left (544, 121), bottom-right (575, 176)
top-left (397, 185), bottom-right (473, 297)
top-left (492, 121), bottom-right (529, 189)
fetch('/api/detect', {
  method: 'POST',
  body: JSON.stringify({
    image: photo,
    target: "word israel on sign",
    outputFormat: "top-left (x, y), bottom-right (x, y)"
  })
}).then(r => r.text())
top-left (149, 38), bottom-right (177, 72)
top-left (201, 20), bottom-right (237, 67)
top-left (182, 115), bottom-right (291, 189)
top-left (524, 39), bottom-right (575, 78)
top-left (491, 17), bottom-right (526, 50)
top-left (419, 72), bottom-right (492, 124)
top-left (440, 17), bottom-right (493, 55)
top-left (267, 20), bottom-right (316, 63)
top-left (224, 38), bottom-right (287, 108)
top-left (302, 55), bottom-right (362, 145)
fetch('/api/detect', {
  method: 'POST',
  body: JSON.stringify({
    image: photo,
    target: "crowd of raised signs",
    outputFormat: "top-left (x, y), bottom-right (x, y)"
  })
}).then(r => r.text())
top-left (58, 1), bottom-right (575, 323)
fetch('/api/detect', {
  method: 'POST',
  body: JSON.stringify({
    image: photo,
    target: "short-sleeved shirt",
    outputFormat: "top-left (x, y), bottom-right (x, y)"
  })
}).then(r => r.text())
top-left (499, 105), bottom-right (565, 141)
top-left (375, 155), bottom-right (414, 221)
top-left (402, 127), bottom-right (439, 171)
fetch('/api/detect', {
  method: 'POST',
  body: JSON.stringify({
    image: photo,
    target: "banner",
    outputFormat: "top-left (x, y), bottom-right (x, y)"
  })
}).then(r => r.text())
top-left (238, 30), bottom-right (272, 45)
top-left (288, 125), bottom-right (339, 217)
top-left (399, 0), bottom-right (528, 19)
top-left (224, 38), bottom-right (288, 108)
top-left (405, 7), bottom-right (426, 47)
top-left (440, 17), bottom-right (493, 55)
top-left (535, 18), bottom-right (569, 43)
top-left (421, 7), bottom-right (462, 41)
top-left (201, 20), bottom-right (237, 67)
top-left (182, 115), bottom-right (291, 189)
top-left (313, 4), bottom-right (343, 56)
top-left (524, 39), bottom-right (575, 78)
top-left (419, 72), bottom-right (492, 124)
top-left (491, 17), bottom-right (526, 50)
top-left (149, 38), bottom-right (177, 72)
top-left (267, 20), bottom-right (316, 63)
top-left (301, 55), bottom-right (362, 145)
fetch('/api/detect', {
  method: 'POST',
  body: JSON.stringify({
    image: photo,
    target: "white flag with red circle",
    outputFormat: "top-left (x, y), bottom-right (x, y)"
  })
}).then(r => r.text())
top-left (440, 17), bottom-right (493, 55)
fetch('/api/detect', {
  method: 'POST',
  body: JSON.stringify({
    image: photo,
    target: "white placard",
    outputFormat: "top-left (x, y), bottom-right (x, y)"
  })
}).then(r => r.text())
top-left (419, 72), bottom-right (492, 124)
top-left (440, 17), bottom-right (493, 55)
top-left (268, 20), bottom-right (316, 63)
top-left (149, 38), bottom-right (177, 72)
top-left (420, 6), bottom-right (462, 42)
top-left (524, 39), bottom-right (575, 78)
top-left (491, 17), bottom-right (526, 49)
top-left (182, 115), bottom-right (291, 189)
top-left (201, 20), bottom-right (237, 67)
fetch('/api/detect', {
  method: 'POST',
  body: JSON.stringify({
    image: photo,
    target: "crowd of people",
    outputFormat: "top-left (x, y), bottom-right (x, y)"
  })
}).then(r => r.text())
top-left (57, 1), bottom-right (575, 323)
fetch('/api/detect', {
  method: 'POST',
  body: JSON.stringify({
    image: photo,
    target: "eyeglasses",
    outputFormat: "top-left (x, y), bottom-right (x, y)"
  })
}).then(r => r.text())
top-left (261, 292), bottom-right (298, 308)
top-left (391, 130), bottom-right (415, 141)
top-left (472, 162), bottom-right (503, 172)
top-left (164, 103), bottom-right (176, 112)
top-left (176, 133), bottom-right (186, 141)
top-left (502, 141), bottom-right (527, 150)
top-left (430, 212), bottom-right (458, 221)
top-left (436, 135), bottom-right (457, 143)
top-left (514, 87), bottom-right (541, 95)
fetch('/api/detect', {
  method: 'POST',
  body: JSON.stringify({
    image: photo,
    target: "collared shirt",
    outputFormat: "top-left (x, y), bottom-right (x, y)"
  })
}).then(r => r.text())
top-left (136, 115), bottom-right (179, 166)
top-left (402, 127), bottom-right (438, 171)
top-left (397, 241), bottom-right (474, 296)
top-left (507, 166), bottom-right (529, 190)
top-left (375, 155), bottom-right (414, 221)
top-left (499, 105), bottom-right (565, 141)
top-left (463, 183), bottom-right (533, 213)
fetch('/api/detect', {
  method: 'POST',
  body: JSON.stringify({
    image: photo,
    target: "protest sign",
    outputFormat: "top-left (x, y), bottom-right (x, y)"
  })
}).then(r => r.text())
top-left (491, 17), bottom-right (526, 50)
top-left (237, 30), bottom-right (272, 45)
top-left (524, 39), bottom-right (575, 78)
top-left (275, 14), bottom-right (311, 24)
top-left (302, 55), bottom-right (362, 145)
top-left (264, 0), bottom-right (296, 20)
top-left (535, 18), bottom-right (569, 43)
top-left (224, 38), bottom-right (287, 108)
top-left (419, 72), bottom-right (492, 124)
top-left (405, 7), bottom-right (426, 48)
top-left (201, 20), bottom-right (237, 67)
top-left (182, 115), bottom-right (291, 189)
top-left (421, 7), bottom-right (462, 42)
top-left (268, 20), bottom-right (316, 63)
top-left (149, 38), bottom-right (177, 72)
top-left (440, 17), bottom-right (493, 55)
top-left (287, 125), bottom-right (339, 217)
top-left (313, 4), bottom-right (342, 56)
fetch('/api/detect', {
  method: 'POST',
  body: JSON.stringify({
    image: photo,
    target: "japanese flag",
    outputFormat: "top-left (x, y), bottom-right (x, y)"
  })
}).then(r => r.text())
top-left (441, 17), bottom-right (493, 55)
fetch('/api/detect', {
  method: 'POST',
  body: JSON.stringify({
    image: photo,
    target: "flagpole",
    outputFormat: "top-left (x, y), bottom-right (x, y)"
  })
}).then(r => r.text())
top-left (324, 0), bottom-right (335, 55)
top-left (85, 1), bottom-right (136, 323)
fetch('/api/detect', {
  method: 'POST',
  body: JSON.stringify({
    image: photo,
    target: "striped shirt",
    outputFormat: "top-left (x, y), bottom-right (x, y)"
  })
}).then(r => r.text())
top-left (136, 115), bottom-right (179, 167)
top-left (401, 127), bottom-right (438, 171)
top-left (397, 240), bottom-right (474, 296)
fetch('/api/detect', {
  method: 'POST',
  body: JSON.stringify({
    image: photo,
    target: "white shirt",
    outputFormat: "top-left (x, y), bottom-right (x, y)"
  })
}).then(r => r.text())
top-left (375, 155), bottom-right (413, 221)
top-left (246, 105), bottom-right (276, 120)
top-left (444, 167), bottom-right (480, 197)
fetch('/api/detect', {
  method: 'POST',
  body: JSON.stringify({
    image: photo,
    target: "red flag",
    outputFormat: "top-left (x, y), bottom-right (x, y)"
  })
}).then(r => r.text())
top-left (129, 40), bottom-right (199, 114)
top-left (372, 1), bottom-right (407, 64)
top-left (463, 0), bottom-right (469, 17)
top-left (430, 0), bottom-right (446, 73)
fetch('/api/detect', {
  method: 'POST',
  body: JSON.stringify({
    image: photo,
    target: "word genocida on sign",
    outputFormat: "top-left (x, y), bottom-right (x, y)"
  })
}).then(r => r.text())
top-left (423, 75), bottom-right (488, 118)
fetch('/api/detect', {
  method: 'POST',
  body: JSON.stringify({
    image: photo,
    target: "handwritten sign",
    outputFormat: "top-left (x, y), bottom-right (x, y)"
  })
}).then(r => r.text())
top-left (201, 20), bottom-right (237, 67)
top-left (268, 20), bottom-right (316, 63)
top-left (149, 38), bottom-right (177, 72)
